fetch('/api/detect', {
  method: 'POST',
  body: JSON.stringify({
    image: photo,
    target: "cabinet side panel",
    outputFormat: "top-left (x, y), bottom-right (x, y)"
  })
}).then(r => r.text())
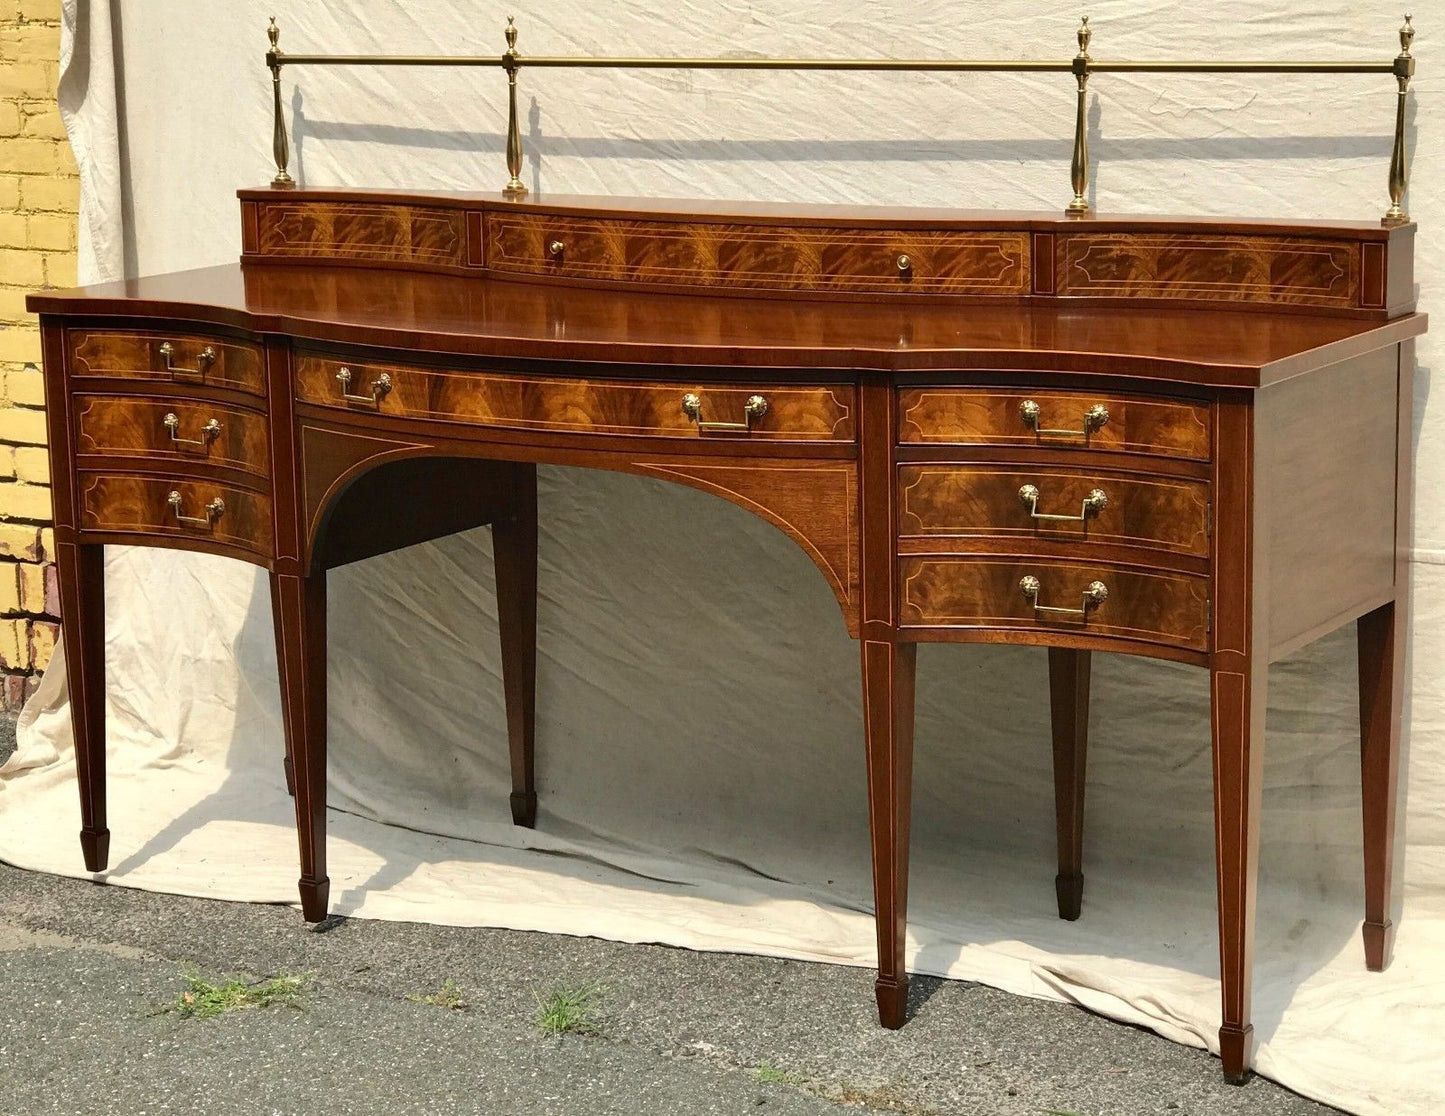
top-left (1263, 346), bottom-right (1398, 658)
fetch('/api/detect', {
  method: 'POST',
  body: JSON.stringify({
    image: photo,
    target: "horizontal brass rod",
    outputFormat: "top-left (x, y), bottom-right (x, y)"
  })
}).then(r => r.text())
top-left (274, 54), bottom-right (1394, 75)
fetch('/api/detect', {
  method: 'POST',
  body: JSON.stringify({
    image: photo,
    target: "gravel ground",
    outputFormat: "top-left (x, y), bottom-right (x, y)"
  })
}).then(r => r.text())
top-left (0, 720), bottom-right (1340, 1116)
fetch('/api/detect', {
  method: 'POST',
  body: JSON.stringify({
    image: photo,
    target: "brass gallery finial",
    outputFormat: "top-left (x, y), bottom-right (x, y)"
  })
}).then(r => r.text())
top-left (1067, 16), bottom-right (1093, 214)
top-left (1383, 13), bottom-right (1416, 224)
top-left (502, 16), bottom-right (527, 196)
top-left (267, 17), bottom-right (293, 188)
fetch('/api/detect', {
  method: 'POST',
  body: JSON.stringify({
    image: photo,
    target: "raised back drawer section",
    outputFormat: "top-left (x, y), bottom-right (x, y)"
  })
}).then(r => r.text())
top-left (898, 387), bottom-right (1211, 461)
top-left (293, 354), bottom-right (857, 443)
top-left (485, 212), bottom-right (1031, 295)
top-left (69, 329), bottom-right (266, 398)
top-left (239, 190), bottom-right (1412, 316)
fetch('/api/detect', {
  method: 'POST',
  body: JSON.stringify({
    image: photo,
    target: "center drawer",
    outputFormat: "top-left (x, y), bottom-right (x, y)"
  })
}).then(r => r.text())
top-left (294, 354), bottom-right (856, 443)
top-left (898, 463), bottom-right (1209, 558)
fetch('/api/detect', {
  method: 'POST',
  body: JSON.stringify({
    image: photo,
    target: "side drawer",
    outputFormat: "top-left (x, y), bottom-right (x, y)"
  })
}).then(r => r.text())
top-left (69, 329), bottom-right (266, 398)
top-left (78, 472), bottom-right (273, 557)
top-left (898, 463), bottom-right (1209, 558)
top-left (294, 354), bottom-right (857, 443)
top-left (74, 394), bottom-right (270, 479)
top-left (898, 387), bottom-right (1211, 461)
top-left (899, 556), bottom-right (1209, 652)
top-left (485, 212), bottom-right (1030, 295)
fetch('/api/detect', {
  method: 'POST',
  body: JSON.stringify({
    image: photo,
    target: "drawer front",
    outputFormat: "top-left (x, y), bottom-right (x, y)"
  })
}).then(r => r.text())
top-left (899, 556), bottom-right (1209, 652)
top-left (295, 355), bottom-right (857, 443)
top-left (898, 387), bottom-right (1211, 461)
top-left (78, 473), bottom-right (273, 556)
top-left (74, 395), bottom-right (270, 478)
top-left (69, 330), bottom-right (266, 398)
top-left (898, 464), bottom-right (1209, 557)
top-left (485, 212), bottom-right (1030, 295)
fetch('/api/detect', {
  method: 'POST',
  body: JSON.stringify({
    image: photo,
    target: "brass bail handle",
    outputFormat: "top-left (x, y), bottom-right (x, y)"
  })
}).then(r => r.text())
top-left (336, 367), bottom-right (394, 407)
top-left (682, 392), bottom-right (769, 434)
top-left (1018, 484), bottom-right (1107, 522)
top-left (1019, 575), bottom-right (1108, 621)
top-left (163, 412), bottom-right (223, 449)
top-left (1019, 399), bottom-right (1109, 439)
top-left (159, 341), bottom-right (216, 381)
top-left (168, 490), bottom-right (226, 529)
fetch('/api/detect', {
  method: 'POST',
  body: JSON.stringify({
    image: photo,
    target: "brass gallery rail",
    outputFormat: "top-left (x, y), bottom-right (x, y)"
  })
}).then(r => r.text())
top-left (262, 14), bottom-right (1418, 224)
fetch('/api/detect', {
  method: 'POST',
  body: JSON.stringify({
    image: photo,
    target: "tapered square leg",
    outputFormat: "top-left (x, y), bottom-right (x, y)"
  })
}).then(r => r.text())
top-left (1209, 396), bottom-right (1267, 1085)
top-left (1048, 647), bottom-right (1090, 921)
top-left (861, 638), bottom-right (916, 1029)
top-left (273, 571), bottom-right (329, 922)
top-left (269, 573), bottom-right (298, 798)
top-left (56, 542), bottom-right (108, 873)
top-left (1358, 598), bottom-right (1404, 971)
top-left (494, 463), bottom-right (538, 829)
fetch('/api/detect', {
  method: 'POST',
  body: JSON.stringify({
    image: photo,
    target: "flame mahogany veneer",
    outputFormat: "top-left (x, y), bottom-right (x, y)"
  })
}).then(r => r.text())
top-left (30, 189), bottom-right (1427, 1085)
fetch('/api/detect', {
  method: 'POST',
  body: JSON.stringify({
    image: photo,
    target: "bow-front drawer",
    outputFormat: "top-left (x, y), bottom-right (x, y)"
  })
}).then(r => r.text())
top-left (898, 387), bottom-right (1211, 461)
top-left (899, 556), bottom-right (1209, 653)
top-left (68, 329), bottom-right (266, 398)
top-left (78, 472), bottom-right (273, 558)
top-left (293, 354), bottom-right (856, 443)
top-left (898, 463), bottom-right (1209, 558)
top-left (73, 394), bottom-right (270, 479)
top-left (485, 212), bottom-right (1030, 295)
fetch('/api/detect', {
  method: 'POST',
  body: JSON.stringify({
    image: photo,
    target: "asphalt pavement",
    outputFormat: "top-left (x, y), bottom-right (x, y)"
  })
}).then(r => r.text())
top-left (0, 722), bottom-right (1340, 1116)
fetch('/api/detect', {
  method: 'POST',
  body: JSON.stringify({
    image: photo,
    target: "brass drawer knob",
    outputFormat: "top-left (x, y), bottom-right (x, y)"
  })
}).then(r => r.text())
top-left (163, 412), bottom-right (222, 450)
top-left (896, 254), bottom-right (912, 274)
top-left (1018, 484), bottom-right (1107, 522)
top-left (1020, 399), bottom-right (1109, 439)
top-left (682, 392), bottom-right (768, 434)
top-left (336, 367), bottom-right (393, 408)
top-left (167, 490), bottom-right (225, 529)
top-left (158, 341), bottom-right (216, 381)
top-left (1019, 575), bottom-right (1107, 621)
top-left (548, 240), bottom-right (565, 259)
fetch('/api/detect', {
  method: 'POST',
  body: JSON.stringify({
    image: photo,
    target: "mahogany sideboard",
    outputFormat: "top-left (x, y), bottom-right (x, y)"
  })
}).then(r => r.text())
top-left (28, 189), bottom-right (1425, 1083)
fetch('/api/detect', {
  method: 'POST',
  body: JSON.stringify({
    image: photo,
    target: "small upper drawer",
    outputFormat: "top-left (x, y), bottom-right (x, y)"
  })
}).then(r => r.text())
top-left (898, 464), bottom-right (1209, 558)
top-left (69, 330), bottom-right (265, 398)
top-left (485, 212), bottom-right (1030, 296)
top-left (74, 394), bottom-right (270, 479)
top-left (898, 387), bottom-right (1211, 461)
top-left (294, 354), bottom-right (857, 443)
top-left (78, 472), bottom-right (273, 558)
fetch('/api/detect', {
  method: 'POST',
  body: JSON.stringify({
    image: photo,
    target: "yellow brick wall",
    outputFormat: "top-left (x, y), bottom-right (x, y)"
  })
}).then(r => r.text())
top-left (0, 0), bottom-right (75, 714)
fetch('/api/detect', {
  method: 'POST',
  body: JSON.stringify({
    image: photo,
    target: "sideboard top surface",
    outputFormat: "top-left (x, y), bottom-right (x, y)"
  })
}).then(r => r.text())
top-left (29, 261), bottom-right (1424, 389)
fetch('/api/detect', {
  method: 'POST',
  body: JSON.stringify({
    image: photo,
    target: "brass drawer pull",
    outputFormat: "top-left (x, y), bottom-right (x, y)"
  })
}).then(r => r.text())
top-left (158, 341), bottom-right (216, 381)
top-left (548, 239), bottom-right (565, 258)
top-left (682, 392), bottom-right (768, 434)
top-left (1018, 484), bottom-right (1107, 523)
top-left (336, 367), bottom-right (393, 407)
top-left (167, 490), bottom-right (225, 529)
top-left (1020, 399), bottom-right (1109, 439)
top-left (163, 412), bottom-right (222, 450)
top-left (1019, 575), bottom-right (1108, 620)
top-left (896, 254), bottom-right (912, 274)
